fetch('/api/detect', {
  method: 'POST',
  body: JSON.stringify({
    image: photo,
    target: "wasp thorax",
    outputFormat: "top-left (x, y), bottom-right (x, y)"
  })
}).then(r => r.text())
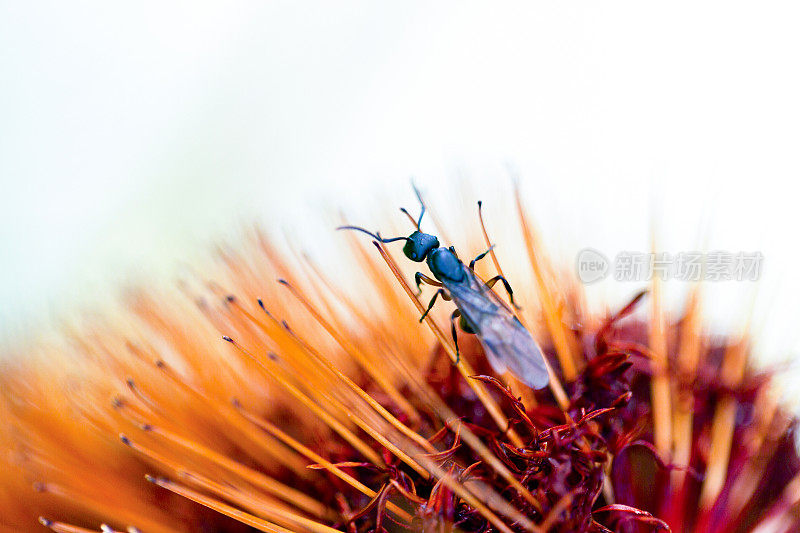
top-left (402, 231), bottom-right (439, 262)
top-left (427, 248), bottom-right (464, 282)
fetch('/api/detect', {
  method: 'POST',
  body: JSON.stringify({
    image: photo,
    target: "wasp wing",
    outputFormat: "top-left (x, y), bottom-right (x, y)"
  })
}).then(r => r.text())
top-left (443, 268), bottom-right (549, 390)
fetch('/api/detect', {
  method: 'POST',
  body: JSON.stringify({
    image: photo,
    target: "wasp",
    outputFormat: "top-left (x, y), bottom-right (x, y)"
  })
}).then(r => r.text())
top-left (340, 190), bottom-right (549, 390)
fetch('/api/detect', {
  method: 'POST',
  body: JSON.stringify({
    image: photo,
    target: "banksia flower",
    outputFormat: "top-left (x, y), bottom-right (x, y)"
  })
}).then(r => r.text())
top-left (0, 188), bottom-right (797, 533)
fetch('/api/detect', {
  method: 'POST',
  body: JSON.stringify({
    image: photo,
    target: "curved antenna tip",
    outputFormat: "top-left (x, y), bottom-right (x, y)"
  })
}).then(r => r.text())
top-left (339, 225), bottom-right (410, 244)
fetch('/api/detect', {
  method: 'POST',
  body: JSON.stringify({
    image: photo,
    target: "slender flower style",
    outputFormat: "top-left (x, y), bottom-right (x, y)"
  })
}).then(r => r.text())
top-left (0, 189), bottom-right (797, 533)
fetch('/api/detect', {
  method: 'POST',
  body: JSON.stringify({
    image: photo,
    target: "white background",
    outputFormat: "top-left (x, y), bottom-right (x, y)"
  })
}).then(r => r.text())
top-left (1, 2), bottom-right (799, 390)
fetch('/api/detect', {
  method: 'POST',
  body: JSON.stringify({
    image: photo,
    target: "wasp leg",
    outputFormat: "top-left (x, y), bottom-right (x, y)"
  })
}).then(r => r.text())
top-left (486, 275), bottom-right (522, 310)
top-left (450, 309), bottom-right (462, 364)
top-left (414, 272), bottom-right (442, 296)
top-left (469, 245), bottom-right (496, 270)
top-left (420, 289), bottom-right (447, 322)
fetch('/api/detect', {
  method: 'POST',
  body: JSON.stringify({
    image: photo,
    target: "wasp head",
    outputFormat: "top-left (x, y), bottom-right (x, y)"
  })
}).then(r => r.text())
top-left (402, 231), bottom-right (440, 262)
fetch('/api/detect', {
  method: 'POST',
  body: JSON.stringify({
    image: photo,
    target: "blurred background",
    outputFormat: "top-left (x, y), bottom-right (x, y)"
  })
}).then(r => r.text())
top-left (1, 3), bottom-right (799, 390)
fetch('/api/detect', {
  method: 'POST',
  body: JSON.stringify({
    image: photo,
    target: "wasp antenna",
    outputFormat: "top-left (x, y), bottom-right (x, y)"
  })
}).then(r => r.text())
top-left (410, 183), bottom-right (427, 229)
top-left (337, 225), bottom-right (381, 241)
top-left (338, 225), bottom-right (409, 244)
top-left (411, 180), bottom-right (423, 203)
top-left (380, 235), bottom-right (412, 244)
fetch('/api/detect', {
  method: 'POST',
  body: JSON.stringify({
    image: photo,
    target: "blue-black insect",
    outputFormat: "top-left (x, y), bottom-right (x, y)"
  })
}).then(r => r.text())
top-left (339, 190), bottom-right (549, 390)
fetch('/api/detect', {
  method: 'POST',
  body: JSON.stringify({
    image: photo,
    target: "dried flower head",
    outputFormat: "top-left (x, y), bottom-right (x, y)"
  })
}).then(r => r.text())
top-left (0, 189), bottom-right (797, 533)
